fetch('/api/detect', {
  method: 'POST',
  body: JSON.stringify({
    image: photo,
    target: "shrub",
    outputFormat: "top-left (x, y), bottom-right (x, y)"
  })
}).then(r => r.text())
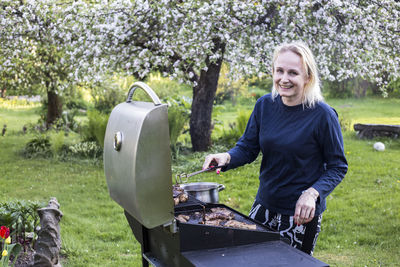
top-left (90, 80), bottom-right (126, 114)
top-left (166, 96), bottom-right (191, 153)
top-left (68, 141), bottom-right (103, 159)
top-left (65, 98), bottom-right (88, 110)
top-left (22, 135), bottom-right (52, 158)
top-left (387, 77), bottom-right (400, 98)
top-left (216, 110), bottom-right (252, 147)
top-left (81, 110), bottom-right (109, 148)
top-left (146, 72), bottom-right (192, 100)
top-left (51, 131), bottom-right (65, 155)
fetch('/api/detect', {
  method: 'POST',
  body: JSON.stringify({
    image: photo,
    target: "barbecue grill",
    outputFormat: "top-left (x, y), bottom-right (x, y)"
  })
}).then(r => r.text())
top-left (104, 82), bottom-right (329, 267)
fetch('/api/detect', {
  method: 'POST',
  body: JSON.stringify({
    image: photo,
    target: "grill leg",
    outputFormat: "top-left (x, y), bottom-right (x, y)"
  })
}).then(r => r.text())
top-left (124, 210), bottom-right (150, 267)
top-left (141, 225), bottom-right (150, 267)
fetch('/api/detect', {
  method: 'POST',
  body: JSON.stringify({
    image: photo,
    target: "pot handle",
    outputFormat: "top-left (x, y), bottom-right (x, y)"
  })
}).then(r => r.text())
top-left (218, 184), bottom-right (225, 191)
top-left (126, 82), bottom-right (162, 105)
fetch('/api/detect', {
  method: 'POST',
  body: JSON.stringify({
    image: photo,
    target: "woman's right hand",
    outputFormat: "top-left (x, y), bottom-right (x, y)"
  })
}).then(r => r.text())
top-left (202, 153), bottom-right (231, 173)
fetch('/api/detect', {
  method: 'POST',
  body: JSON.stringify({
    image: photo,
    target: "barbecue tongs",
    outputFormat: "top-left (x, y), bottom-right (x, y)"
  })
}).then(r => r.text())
top-left (175, 165), bottom-right (225, 184)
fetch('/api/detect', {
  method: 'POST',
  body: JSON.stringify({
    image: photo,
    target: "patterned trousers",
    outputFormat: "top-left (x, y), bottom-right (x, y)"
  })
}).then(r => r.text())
top-left (249, 200), bottom-right (322, 255)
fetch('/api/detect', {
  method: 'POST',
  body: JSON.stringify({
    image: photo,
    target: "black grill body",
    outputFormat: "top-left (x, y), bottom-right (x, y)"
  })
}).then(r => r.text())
top-left (125, 202), bottom-right (329, 267)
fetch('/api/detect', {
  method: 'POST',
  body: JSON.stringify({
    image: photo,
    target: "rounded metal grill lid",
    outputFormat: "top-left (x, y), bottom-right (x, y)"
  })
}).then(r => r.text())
top-left (104, 82), bottom-right (174, 229)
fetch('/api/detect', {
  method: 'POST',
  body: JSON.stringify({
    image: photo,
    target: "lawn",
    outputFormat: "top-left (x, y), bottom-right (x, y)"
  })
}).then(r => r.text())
top-left (0, 97), bottom-right (399, 266)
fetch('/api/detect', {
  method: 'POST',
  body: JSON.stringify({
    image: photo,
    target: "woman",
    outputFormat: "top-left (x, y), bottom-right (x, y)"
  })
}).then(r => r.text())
top-left (202, 41), bottom-right (348, 255)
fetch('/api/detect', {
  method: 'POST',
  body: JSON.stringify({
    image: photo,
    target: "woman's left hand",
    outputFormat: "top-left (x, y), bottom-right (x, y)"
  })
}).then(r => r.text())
top-left (294, 188), bottom-right (319, 226)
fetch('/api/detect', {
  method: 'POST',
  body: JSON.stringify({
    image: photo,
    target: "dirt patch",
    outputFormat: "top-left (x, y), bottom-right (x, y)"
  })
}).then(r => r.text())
top-left (11, 246), bottom-right (34, 267)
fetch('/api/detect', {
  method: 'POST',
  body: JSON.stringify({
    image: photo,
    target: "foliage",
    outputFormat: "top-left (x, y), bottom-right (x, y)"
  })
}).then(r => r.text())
top-left (81, 110), bottom-right (109, 148)
top-left (63, 89), bottom-right (89, 111)
top-left (322, 78), bottom-right (381, 99)
top-left (215, 109), bottom-right (252, 147)
top-left (387, 77), bottom-right (400, 98)
top-left (73, 0), bottom-right (400, 85)
top-left (51, 131), bottom-right (66, 156)
top-left (166, 96), bottom-right (191, 154)
top-left (0, 0), bottom-right (94, 125)
top-left (338, 111), bottom-right (352, 132)
top-left (67, 0), bottom-right (400, 150)
top-left (22, 135), bottom-right (52, 158)
top-left (67, 141), bottom-right (103, 159)
top-left (0, 200), bottom-right (45, 249)
top-left (146, 72), bottom-right (192, 100)
top-left (90, 80), bottom-right (126, 115)
top-left (215, 64), bottom-right (249, 105)
top-left (2, 0), bottom-right (400, 150)
top-left (247, 76), bottom-right (273, 100)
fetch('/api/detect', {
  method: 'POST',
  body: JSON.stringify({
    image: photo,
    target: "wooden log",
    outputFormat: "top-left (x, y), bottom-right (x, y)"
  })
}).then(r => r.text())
top-left (353, 123), bottom-right (400, 139)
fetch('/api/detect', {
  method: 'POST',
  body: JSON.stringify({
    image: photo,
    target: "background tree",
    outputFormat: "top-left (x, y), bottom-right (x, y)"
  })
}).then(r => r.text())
top-left (2, 0), bottom-right (399, 149)
top-left (0, 0), bottom-right (88, 126)
top-left (77, 0), bottom-right (400, 151)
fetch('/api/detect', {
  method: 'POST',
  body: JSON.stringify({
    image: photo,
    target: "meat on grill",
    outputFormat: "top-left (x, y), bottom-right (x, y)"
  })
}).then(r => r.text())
top-left (224, 220), bottom-right (257, 230)
top-left (172, 185), bottom-right (188, 205)
top-left (205, 211), bottom-right (234, 221)
top-left (176, 214), bottom-right (190, 223)
top-left (178, 208), bottom-right (257, 230)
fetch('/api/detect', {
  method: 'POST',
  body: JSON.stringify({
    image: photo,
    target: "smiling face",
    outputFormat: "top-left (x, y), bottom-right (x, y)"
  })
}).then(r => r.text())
top-left (273, 50), bottom-right (309, 106)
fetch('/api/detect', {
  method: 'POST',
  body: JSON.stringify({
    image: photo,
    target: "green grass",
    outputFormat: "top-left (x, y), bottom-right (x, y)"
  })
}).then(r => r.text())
top-left (1, 97), bottom-right (400, 266)
top-left (0, 106), bottom-right (41, 133)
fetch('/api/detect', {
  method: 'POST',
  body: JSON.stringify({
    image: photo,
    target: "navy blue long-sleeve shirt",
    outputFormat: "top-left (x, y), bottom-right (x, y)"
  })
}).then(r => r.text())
top-left (225, 94), bottom-right (348, 216)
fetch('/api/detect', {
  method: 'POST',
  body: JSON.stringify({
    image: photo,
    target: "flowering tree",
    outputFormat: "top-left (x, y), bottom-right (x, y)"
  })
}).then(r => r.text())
top-left (2, 0), bottom-right (399, 150)
top-left (78, 0), bottom-right (400, 151)
top-left (0, 0), bottom-right (88, 125)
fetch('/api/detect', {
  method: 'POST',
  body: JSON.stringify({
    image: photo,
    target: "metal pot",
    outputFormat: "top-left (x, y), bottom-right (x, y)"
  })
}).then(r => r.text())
top-left (180, 182), bottom-right (225, 203)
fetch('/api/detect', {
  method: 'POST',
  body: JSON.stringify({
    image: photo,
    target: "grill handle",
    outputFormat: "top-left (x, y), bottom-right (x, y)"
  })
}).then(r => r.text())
top-left (126, 82), bottom-right (162, 105)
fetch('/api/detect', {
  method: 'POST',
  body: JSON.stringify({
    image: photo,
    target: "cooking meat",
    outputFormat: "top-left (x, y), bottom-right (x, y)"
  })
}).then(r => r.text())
top-left (176, 214), bottom-right (190, 223)
top-left (172, 185), bottom-right (184, 197)
top-left (224, 220), bottom-right (257, 230)
top-left (205, 212), bottom-right (233, 221)
top-left (204, 219), bottom-right (223, 226)
top-left (210, 208), bottom-right (234, 219)
top-left (179, 193), bottom-right (188, 203)
top-left (172, 185), bottom-right (188, 205)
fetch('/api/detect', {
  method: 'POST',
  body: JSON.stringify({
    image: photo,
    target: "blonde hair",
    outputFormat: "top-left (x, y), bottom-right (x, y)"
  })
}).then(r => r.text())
top-left (271, 41), bottom-right (323, 108)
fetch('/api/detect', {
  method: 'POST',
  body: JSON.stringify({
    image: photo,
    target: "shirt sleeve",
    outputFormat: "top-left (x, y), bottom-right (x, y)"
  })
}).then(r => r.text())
top-left (312, 107), bottom-right (348, 201)
top-left (224, 104), bottom-right (261, 171)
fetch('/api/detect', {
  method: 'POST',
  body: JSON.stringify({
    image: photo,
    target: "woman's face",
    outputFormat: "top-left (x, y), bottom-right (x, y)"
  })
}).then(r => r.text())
top-left (273, 50), bottom-right (309, 106)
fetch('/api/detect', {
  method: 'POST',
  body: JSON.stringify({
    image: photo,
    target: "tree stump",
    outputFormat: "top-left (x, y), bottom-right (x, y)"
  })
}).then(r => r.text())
top-left (353, 123), bottom-right (400, 139)
top-left (33, 197), bottom-right (63, 267)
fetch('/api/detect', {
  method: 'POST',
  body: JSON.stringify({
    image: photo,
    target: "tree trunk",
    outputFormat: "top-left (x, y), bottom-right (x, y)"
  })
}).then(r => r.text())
top-left (46, 89), bottom-right (62, 127)
top-left (190, 40), bottom-right (225, 151)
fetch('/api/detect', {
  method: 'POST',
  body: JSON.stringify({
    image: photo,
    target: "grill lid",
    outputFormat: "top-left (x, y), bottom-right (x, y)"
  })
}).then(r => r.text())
top-left (104, 82), bottom-right (173, 229)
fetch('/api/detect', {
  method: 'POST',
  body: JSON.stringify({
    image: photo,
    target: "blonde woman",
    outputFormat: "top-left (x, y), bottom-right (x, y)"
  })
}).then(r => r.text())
top-left (203, 42), bottom-right (347, 255)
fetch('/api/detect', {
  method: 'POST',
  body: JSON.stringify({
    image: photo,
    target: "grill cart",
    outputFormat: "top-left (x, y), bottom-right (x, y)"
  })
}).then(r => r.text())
top-left (104, 82), bottom-right (329, 267)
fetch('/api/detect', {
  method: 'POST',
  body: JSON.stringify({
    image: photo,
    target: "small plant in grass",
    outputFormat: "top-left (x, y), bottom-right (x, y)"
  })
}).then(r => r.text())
top-left (22, 135), bottom-right (53, 158)
top-left (68, 141), bottom-right (103, 159)
top-left (338, 110), bottom-right (352, 132)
